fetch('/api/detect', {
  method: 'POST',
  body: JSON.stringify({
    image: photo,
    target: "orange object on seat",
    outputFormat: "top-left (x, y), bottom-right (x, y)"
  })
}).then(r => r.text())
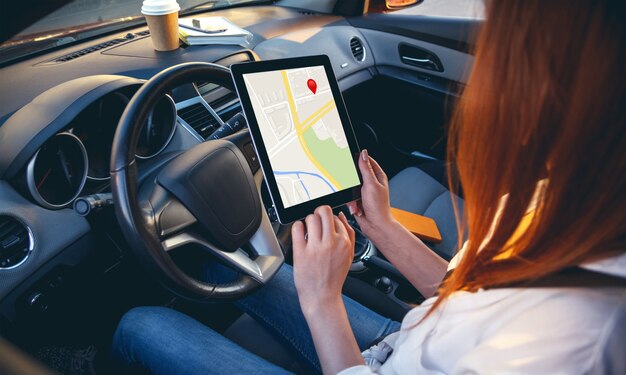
top-left (390, 207), bottom-right (442, 244)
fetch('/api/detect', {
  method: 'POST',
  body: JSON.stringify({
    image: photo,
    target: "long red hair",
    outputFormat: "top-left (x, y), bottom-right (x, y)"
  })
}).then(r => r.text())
top-left (434, 0), bottom-right (626, 311)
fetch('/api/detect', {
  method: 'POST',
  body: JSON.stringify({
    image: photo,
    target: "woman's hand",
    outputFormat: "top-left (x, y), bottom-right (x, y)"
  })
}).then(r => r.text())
top-left (346, 150), bottom-right (396, 244)
top-left (292, 206), bottom-right (355, 316)
top-left (292, 207), bottom-right (365, 374)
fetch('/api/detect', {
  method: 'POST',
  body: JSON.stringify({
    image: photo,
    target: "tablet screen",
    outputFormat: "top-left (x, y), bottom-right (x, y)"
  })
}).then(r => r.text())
top-left (241, 65), bottom-right (360, 208)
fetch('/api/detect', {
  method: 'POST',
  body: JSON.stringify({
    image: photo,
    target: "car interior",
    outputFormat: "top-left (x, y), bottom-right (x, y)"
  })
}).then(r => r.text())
top-left (0, 0), bottom-right (482, 373)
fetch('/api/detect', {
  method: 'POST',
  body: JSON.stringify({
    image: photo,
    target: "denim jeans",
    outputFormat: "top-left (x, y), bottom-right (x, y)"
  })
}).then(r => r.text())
top-left (112, 264), bottom-right (401, 374)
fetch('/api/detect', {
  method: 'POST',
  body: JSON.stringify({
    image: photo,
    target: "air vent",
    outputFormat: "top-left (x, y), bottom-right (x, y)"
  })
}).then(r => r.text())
top-left (0, 216), bottom-right (32, 269)
top-left (209, 92), bottom-right (241, 121)
top-left (210, 91), bottom-right (238, 110)
top-left (298, 11), bottom-right (321, 16)
top-left (54, 38), bottom-right (126, 63)
top-left (217, 102), bottom-right (241, 122)
top-left (177, 103), bottom-right (220, 139)
top-left (350, 37), bottom-right (365, 62)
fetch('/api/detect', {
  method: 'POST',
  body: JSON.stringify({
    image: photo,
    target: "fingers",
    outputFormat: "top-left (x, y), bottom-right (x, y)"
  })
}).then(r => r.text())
top-left (346, 200), bottom-right (362, 217)
top-left (368, 156), bottom-right (387, 186)
top-left (291, 220), bottom-right (306, 250)
top-left (305, 213), bottom-right (322, 243)
top-left (291, 221), bottom-right (306, 268)
top-left (351, 201), bottom-right (365, 226)
top-left (315, 206), bottom-right (336, 241)
top-left (338, 212), bottom-right (355, 245)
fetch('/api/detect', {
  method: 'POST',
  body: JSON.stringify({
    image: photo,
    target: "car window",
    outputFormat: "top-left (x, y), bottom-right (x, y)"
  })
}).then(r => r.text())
top-left (18, 0), bottom-right (264, 37)
top-left (394, 0), bottom-right (485, 19)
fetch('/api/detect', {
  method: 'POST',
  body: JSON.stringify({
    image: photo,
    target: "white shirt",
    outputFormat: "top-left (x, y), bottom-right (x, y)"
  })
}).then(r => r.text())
top-left (339, 251), bottom-right (626, 375)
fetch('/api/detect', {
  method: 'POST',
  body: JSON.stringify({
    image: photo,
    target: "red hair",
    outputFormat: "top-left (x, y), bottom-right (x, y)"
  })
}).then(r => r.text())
top-left (433, 0), bottom-right (626, 312)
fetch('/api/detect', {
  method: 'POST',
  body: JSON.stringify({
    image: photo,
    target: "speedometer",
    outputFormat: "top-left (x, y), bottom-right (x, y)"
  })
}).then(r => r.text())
top-left (26, 133), bottom-right (88, 209)
top-left (136, 94), bottom-right (177, 159)
top-left (73, 92), bottom-right (129, 180)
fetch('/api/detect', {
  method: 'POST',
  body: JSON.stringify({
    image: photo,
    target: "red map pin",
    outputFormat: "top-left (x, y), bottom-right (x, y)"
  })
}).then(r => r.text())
top-left (307, 79), bottom-right (317, 94)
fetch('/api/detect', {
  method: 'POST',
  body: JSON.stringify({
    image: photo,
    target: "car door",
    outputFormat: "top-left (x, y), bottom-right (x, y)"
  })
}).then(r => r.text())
top-left (343, 1), bottom-right (482, 176)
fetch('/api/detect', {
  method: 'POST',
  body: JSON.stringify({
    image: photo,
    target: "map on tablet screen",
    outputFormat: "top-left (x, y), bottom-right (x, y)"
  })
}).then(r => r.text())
top-left (242, 65), bottom-right (360, 208)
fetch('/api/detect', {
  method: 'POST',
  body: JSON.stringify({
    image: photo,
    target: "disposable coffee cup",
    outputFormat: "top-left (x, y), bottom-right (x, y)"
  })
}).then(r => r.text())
top-left (141, 0), bottom-right (181, 51)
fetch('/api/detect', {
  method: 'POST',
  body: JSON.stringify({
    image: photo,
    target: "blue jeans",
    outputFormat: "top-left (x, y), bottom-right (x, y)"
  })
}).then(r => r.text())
top-left (112, 264), bottom-right (401, 374)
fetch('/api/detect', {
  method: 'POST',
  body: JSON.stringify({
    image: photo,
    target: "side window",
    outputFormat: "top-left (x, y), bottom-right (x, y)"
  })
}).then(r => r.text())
top-left (369, 0), bottom-right (485, 19)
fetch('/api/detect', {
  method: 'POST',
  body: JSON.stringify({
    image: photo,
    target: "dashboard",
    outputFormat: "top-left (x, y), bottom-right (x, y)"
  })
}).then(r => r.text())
top-left (0, 3), bottom-right (474, 317)
top-left (0, 5), bottom-right (377, 305)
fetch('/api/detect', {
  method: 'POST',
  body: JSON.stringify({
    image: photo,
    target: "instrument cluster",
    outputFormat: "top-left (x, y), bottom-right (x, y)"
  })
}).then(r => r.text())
top-left (26, 90), bottom-right (177, 209)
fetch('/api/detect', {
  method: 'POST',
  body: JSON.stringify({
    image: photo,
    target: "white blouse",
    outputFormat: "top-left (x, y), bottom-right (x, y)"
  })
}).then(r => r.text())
top-left (339, 251), bottom-right (626, 374)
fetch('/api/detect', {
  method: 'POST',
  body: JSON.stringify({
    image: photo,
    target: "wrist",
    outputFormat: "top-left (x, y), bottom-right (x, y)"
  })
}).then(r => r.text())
top-left (299, 294), bottom-right (344, 319)
top-left (369, 218), bottom-right (402, 246)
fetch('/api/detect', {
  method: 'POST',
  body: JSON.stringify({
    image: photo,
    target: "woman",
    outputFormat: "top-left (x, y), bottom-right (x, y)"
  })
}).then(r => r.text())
top-left (113, 0), bottom-right (626, 373)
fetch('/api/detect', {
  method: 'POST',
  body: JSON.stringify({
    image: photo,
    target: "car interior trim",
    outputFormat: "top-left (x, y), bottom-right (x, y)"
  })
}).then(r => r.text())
top-left (0, 216), bottom-right (34, 271)
top-left (26, 132), bottom-right (89, 210)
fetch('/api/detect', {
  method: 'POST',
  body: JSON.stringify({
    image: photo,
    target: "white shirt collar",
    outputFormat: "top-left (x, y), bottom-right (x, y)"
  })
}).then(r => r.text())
top-left (581, 252), bottom-right (626, 279)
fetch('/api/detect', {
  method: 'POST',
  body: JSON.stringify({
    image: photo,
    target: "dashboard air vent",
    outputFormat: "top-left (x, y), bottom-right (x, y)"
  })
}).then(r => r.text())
top-left (350, 37), bottom-right (365, 62)
top-left (0, 216), bottom-right (32, 269)
top-left (177, 103), bottom-right (220, 139)
top-left (209, 92), bottom-right (241, 121)
top-left (298, 11), bottom-right (321, 16)
top-left (54, 38), bottom-right (126, 63)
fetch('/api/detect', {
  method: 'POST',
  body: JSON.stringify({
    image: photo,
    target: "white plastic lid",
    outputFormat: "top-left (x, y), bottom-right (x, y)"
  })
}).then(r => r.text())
top-left (141, 0), bottom-right (180, 16)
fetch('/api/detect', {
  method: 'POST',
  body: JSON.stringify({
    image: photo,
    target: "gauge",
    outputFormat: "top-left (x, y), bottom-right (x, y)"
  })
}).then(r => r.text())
top-left (73, 92), bottom-right (129, 180)
top-left (136, 94), bottom-right (177, 159)
top-left (27, 133), bottom-right (88, 209)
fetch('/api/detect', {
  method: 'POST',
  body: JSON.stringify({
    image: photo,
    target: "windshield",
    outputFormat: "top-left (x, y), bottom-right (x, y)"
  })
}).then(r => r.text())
top-left (0, 0), bottom-right (268, 64)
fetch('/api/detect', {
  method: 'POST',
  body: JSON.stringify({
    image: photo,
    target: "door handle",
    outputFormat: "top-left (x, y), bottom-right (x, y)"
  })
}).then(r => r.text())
top-left (402, 56), bottom-right (432, 64)
top-left (399, 43), bottom-right (444, 72)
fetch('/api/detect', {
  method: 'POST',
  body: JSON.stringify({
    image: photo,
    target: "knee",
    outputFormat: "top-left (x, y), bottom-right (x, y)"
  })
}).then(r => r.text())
top-left (112, 306), bottom-right (173, 364)
top-left (267, 263), bottom-right (295, 292)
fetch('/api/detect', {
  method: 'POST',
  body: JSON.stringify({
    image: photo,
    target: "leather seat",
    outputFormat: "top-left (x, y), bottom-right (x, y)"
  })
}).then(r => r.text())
top-left (388, 165), bottom-right (464, 260)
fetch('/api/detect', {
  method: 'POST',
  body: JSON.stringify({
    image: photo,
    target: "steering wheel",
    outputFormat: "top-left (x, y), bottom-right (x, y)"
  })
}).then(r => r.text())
top-left (110, 62), bottom-right (284, 300)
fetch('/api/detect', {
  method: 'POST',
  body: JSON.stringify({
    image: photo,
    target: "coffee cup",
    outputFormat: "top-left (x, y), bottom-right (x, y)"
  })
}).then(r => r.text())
top-left (141, 0), bottom-right (181, 51)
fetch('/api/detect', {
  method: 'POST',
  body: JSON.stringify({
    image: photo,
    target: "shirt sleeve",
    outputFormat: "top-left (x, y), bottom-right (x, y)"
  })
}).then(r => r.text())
top-left (337, 365), bottom-right (377, 375)
top-left (447, 240), bottom-right (468, 271)
top-left (589, 299), bottom-right (626, 374)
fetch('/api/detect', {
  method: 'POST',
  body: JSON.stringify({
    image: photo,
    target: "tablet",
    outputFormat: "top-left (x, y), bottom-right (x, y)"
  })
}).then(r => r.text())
top-left (231, 55), bottom-right (362, 223)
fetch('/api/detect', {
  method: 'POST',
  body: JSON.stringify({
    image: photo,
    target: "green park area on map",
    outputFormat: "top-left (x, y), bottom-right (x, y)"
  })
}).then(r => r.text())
top-left (302, 127), bottom-right (358, 190)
